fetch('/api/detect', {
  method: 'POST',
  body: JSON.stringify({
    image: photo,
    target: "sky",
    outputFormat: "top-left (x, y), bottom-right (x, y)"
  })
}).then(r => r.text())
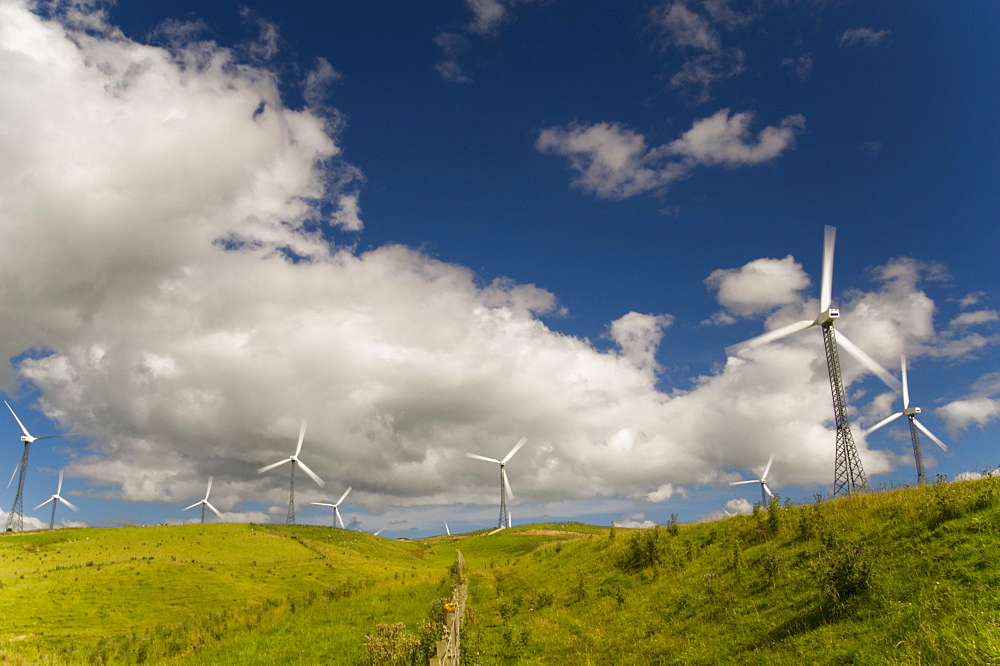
top-left (1, 0), bottom-right (998, 536)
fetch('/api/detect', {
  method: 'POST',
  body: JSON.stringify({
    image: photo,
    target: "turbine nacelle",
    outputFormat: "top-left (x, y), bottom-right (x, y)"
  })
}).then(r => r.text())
top-left (813, 308), bottom-right (840, 327)
top-left (903, 406), bottom-right (921, 416)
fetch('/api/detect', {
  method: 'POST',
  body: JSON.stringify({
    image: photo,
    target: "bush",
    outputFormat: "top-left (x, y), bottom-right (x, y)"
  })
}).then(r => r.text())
top-left (363, 623), bottom-right (419, 666)
top-left (816, 543), bottom-right (874, 606)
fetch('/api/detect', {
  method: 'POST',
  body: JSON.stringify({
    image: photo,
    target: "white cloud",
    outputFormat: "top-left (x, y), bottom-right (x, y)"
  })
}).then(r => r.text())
top-left (706, 255), bottom-right (810, 317)
top-left (938, 398), bottom-right (1000, 437)
top-left (609, 312), bottom-right (675, 375)
top-left (645, 483), bottom-right (687, 503)
top-left (782, 53), bottom-right (813, 81)
top-left (0, 2), bottom-right (975, 527)
top-left (840, 27), bottom-right (893, 48)
top-left (653, 2), bottom-right (721, 51)
top-left (614, 514), bottom-right (658, 529)
top-left (725, 497), bottom-right (753, 515)
top-left (949, 310), bottom-right (999, 328)
top-left (537, 110), bottom-right (805, 200)
top-left (465, 0), bottom-right (510, 36)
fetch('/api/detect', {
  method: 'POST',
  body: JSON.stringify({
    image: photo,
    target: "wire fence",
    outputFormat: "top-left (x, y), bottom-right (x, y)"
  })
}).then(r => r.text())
top-left (430, 550), bottom-right (466, 666)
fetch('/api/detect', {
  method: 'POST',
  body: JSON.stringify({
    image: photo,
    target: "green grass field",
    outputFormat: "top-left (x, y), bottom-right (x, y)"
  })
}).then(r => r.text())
top-left (2, 477), bottom-right (1000, 663)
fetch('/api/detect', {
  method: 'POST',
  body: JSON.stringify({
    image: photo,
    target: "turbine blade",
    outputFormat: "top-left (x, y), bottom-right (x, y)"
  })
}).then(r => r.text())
top-left (205, 476), bottom-right (214, 500)
top-left (820, 225), bottom-right (836, 313)
top-left (296, 459), bottom-right (325, 487)
top-left (914, 418), bottom-right (948, 451)
top-left (729, 479), bottom-right (760, 486)
top-left (335, 486), bottom-right (352, 506)
top-left (7, 462), bottom-right (19, 489)
top-left (763, 483), bottom-right (774, 498)
top-left (295, 420), bottom-right (307, 457)
top-left (900, 355), bottom-right (910, 409)
top-left (865, 412), bottom-right (903, 434)
top-left (34, 497), bottom-right (54, 510)
top-left (335, 506), bottom-right (344, 529)
top-left (725, 320), bottom-right (815, 357)
top-left (374, 528), bottom-right (384, 536)
top-left (60, 497), bottom-right (79, 513)
top-left (32, 435), bottom-right (62, 441)
top-left (205, 501), bottom-right (223, 519)
top-left (5, 401), bottom-right (32, 439)
top-left (466, 453), bottom-right (501, 464)
top-left (761, 453), bottom-right (776, 482)
top-left (502, 467), bottom-right (514, 499)
top-left (56, 470), bottom-right (64, 495)
top-left (835, 331), bottom-right (902, 392)
top-left (445, 521), bottom-right (451, 535)
top-left (502, 436), bottom-right (528, 464)
top-left (183, 501), bottom-right (201, 511)
top-left (311, 502), bottom-right (335, 507)
top-left (257, 458), bottom-right (291, 474)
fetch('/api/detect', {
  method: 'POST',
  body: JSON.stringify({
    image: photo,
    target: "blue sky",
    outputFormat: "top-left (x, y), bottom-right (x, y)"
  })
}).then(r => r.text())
top-left (0, 0), bottom-right (997, 536)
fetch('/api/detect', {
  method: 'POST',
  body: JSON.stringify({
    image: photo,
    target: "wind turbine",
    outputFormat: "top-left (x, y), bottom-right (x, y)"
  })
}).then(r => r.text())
top-left (5, 401), bottom-right (63, 532)
top-left (865, 355), bottom-right (947, 485)
top-left (726, 225), bottom-right (900, 497)
top-left (257, 420), bottom-right (325, 524)
top-left (730, 453), bottom-right (776, 506)
top-left (312, 486), bottom-right (352, 529)
top-left (466, 436), bottom-right (527, 529)
top-left (35, 470), bottom-right (78, 529)
top-left (183, 476), bottom-right (224, 524)
top-left (444, 521), bottom-right (451, 536)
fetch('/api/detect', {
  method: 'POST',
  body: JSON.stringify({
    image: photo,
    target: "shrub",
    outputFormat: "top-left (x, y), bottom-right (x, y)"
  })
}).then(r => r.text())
top-left (816, 543), bottom-right (874, 606)
top-left (363, 623), bottom-right (419, 666)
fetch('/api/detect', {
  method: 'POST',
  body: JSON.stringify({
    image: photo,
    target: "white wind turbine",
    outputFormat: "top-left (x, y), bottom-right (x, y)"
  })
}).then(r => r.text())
top-left (727, 225), bottom-right (900, 497)
top-left (183, 476), bottom-right (224, 524)
top-left (312, 486), bottom-right (352, 529)
top-left (444, 521), bottom-right (451, 536)
top-left (466, 436), bottom-right (527, 529)
top-left (865, 355), bottom-right (947, 485)
top-left (5, 401), bottom-right (63, 532)
top-left (258, 420), bottom-right (325, 524)
top-left (35, 470), bottom-right (78, 529)
top-left (730, 453), bottom-right (776, 507)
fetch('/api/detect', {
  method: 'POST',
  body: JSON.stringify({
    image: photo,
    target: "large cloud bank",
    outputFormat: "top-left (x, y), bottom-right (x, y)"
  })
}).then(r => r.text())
top-left (0, 1), bottom-right (991, 527)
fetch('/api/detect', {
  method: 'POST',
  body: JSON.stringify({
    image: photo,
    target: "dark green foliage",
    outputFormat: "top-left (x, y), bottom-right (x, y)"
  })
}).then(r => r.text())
top-left (619, 525), bottom-right (662, 572)
top-left (815, 542), bottom-right (874, 605)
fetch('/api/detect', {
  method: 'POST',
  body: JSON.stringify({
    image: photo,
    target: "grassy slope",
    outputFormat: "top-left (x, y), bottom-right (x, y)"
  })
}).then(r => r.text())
top-left (2, 478), bottom-right (1000, 664)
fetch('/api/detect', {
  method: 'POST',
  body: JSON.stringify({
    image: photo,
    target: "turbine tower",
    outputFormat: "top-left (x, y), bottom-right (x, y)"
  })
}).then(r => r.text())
top-left (312, 486), bottom-right (352, 529)
top-left (727, 226), bottom-right (900, 497)
top-left (183, 476), bottom-right (224, 524)
top-left (865, 355), bottom-right (948, 485)
top-left (258, 420), bottom-right (325, 524)
top-left (5, 401), bottom-right (62, 532)
top-left (730, 453), bottom-right (776, 506)
top-left (466, 436), bottom-right (527, 529)
top-left (35, 470), bottom-right (78, 529)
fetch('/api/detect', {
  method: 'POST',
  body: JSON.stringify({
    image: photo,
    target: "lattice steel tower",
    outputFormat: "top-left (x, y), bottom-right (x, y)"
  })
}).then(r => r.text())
top-left (822, 321), bottom-right (868, 496)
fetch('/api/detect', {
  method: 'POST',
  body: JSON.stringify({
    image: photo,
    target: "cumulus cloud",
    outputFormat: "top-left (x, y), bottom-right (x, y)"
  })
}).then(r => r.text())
top-left (705, 256), bottom-right (811, 317)
top-left (949, 310), bottom-right (999, 328)
top-left (840, 27), bottom-right (893, 48)
top-left (609, 312), bottom-right (675, 375)
top-left (0, 2), bottom-right (972, 530)
top-left (537, 110), bottom-right (805, 200)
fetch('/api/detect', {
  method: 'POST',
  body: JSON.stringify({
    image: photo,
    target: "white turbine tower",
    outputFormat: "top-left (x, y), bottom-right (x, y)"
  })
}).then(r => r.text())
top-left (5, 401), bottom-right (63, 532)
top-left (35, 470), bottom-right (78, 529)
top-left (312, 486), bottom-right (352, 529)
top-left (730, 453), bottom-right (777, 507)
top-left (727, 225), bottom-right (900, 497)
top-left (466, 436), bottom-right (527, 529)
top-left (865, 355), bottom-right (948, 485)
top-left (183, 476), bottom-right (224, 524)
top-left (258, 420), bottom-right (325, 525)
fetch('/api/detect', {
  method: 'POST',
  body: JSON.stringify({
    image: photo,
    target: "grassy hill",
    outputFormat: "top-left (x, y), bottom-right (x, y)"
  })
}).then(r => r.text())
top-left (2, 477), bottom-right (1000, 663)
